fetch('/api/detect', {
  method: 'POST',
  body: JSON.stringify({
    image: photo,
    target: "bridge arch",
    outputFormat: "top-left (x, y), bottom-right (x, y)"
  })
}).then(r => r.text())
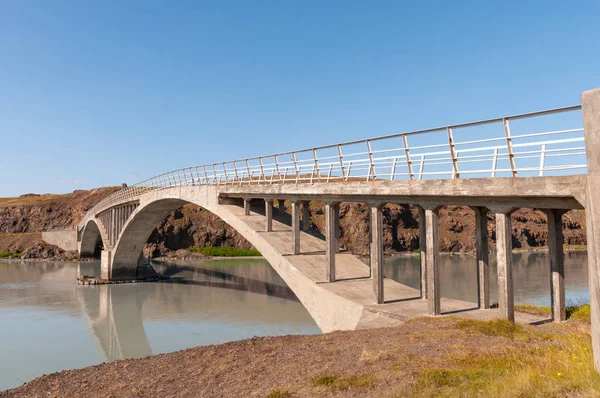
top-left (102, 186), bottom-right (381, 332)
top-left (79, 219), bottom-right (106, 259)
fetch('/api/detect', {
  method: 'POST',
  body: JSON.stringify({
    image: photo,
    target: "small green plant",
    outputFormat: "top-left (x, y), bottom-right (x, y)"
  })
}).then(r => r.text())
top-left (312, 375), bottom-right (337, 386)
top-left (187, 246), bottom-right (261, 257)
top-left (412, 248), bottom-right (421, 254)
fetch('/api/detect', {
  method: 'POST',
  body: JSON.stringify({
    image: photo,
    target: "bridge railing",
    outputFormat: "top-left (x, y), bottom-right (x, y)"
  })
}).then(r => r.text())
top-left (85, 104), bottom-right (586, 218)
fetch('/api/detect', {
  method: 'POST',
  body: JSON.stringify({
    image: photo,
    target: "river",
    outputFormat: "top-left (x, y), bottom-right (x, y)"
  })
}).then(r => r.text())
top-left (0, 251), bottom-right (589, 391)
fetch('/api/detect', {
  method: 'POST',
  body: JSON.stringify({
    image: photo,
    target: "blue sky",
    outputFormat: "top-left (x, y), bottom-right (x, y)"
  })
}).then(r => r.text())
top-left (1, 1), bottom-right (598, 197)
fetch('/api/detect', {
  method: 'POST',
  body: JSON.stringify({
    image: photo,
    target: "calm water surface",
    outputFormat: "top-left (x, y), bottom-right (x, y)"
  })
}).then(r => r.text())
top-left (0, 252), bottom-right (589, 391)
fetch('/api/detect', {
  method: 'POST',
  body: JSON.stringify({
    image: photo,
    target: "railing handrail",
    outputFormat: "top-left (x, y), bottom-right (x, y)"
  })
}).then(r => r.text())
top-left (80, 103), bottom-right (585, 228)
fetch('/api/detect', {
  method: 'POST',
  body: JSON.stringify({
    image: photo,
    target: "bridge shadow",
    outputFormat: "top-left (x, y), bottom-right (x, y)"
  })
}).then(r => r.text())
top-left (152, 261), bottom-right (300, 302)
top-left (441, 306), bottom-right (480, 315)
top-left (384, 296), bottom-right (422, 304)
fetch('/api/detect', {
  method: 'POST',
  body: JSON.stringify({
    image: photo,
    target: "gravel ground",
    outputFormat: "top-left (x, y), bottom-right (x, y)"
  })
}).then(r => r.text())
top-left (2, 317), bottom-right (585, 398)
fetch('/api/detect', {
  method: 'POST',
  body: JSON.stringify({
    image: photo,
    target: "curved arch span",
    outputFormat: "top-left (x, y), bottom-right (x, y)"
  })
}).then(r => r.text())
top-left (104, 186), bottom-right (397, 332)
top-left (79, 219), bottom-right (106, 259)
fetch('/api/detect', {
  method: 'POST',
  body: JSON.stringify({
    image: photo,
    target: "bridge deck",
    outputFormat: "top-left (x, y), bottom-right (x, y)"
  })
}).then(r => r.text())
top-left (225, 203), bottom-right (546, 326)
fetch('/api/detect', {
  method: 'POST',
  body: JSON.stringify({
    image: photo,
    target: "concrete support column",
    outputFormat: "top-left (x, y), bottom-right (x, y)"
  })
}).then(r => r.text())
top-left (325, 201), bottom-right (340, 282)
top-left (544, 209), bottom-right (567, 322)
top-left (110, 208), bottom-right (116, 247)
top-left (334, 206), bottom-right (341, 253)
top-left (302, 201), bottom-right (311, 231)
top-left (243, 198), bottom-right (251, 216)
top-left (424, 206), bottom-right (441, 315)
top-left (582, 88), bottom-right (600, 371)
top-left (278, 200), bottom-right (286, 215)
top-left (473, 206), bottom-right (490, 309)
top-left (265, 199), bottom-right (273, 232)
top-left (369, 202), bottom-right (385, 304)
top-left (491, 208), bottom-right (515, 322)
top-left (417, 206), bottom-right (427, 299)
top-left (292, 201), bottom-right (301, 255)
top-left (100, 249), bottom-right (112, 280)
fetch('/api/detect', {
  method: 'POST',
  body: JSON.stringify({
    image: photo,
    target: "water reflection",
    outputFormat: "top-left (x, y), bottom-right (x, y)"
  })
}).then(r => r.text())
top-left (0, 259), bottom-right (319, 391)
top-left (0, 252), bottom-right (590, 391)
top-left (385, 250), bottom-right (589, 306)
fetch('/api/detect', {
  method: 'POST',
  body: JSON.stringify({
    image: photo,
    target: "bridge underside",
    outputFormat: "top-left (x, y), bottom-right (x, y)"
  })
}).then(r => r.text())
top-left (75, 174), bottom-right (587, 332)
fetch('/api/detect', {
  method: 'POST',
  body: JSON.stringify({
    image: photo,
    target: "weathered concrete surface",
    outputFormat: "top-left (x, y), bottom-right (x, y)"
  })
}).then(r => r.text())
top-left (218, 175), bottom-right (586, 209)
top-left (424, 206), bottom-right (440, 315)
top-left (42, 230), bottom-right (78, 251)
top-left (582, 88), bottom-right (600, 371)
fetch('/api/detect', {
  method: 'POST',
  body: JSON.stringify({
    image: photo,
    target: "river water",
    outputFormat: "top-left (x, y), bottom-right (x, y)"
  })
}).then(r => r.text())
top-left (0, 251), bottom-right (589, 391)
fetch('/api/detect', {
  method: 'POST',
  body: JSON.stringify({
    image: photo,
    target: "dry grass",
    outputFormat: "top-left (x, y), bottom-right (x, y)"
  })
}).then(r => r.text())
top-left (412, 326), bottom-right (598, 397)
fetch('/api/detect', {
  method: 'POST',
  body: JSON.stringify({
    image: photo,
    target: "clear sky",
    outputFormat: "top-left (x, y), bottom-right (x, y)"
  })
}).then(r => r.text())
top-left (1, 1), bottom-right (598, 197)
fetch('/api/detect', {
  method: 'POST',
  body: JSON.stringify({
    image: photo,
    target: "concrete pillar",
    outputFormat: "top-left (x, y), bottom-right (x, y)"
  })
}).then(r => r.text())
top-left (417, 206), bottom-right (427, 299)
top-left (100, 249), bottom-right (112, 280)
top-left (424, 206), bottom-right (440, 315)
top-left (265, 199), bottom-right (273, 232)
top-left (334, 204), bottom-right (341, 253)
top-left (302, 201), bottom-right (311, 231)
top-left (369, 202), bottom-right (385, 304)
top-left (325, 202), bottom-right (340, 282)
top-left (243, 198), bottom-right (251, 216)
top-left (493, 209), bottom-right (515, 322)
top-left (474, 206), bottom-right (490, 309)
top-left (302, 200), bottom-right (310, 231)
top-left (582, 88), bottom-right (600, 371)
top-left (292, 201), bottom-right (301, 255)
top-left (545, 209), bottom-right (566, 322)
top-left (110, 208), bottom-right (116, 247)
top-left (278, 200), bottom-right (286, 215)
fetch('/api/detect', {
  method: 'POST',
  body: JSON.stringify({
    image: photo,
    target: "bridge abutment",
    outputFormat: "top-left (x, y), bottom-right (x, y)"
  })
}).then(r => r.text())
top-left (582, 88), bottom-right (600, 372)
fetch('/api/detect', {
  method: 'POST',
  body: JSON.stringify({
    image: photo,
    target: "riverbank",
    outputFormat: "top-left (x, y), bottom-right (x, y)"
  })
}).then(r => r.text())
top-left (5, 308), bottom-right (596, 397)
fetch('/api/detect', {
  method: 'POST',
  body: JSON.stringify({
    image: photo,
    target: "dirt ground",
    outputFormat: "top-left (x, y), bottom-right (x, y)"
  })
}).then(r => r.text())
top-left (4, 315), bottom-right (596, 398)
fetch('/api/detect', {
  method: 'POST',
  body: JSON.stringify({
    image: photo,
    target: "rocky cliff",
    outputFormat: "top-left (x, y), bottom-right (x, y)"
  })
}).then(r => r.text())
top-left (0, 188), bottom-right (588, 259)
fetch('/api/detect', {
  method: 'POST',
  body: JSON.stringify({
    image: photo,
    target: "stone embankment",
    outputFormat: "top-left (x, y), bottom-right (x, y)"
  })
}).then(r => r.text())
top-left (0, 187), bottom-right (588, 260)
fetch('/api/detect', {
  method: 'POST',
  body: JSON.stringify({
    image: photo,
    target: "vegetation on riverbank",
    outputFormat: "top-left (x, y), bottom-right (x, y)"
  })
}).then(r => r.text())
top-left (187, 246), bottom-right (261, 257)
top-left (7, 306), bottom-right (596, 397)
top-left (515, 304), bottom-right (591, 322)
top-left (0, 251), bottom-right (20, 259)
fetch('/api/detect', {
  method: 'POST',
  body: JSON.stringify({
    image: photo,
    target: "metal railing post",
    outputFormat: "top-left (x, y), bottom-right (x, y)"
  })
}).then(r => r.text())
top-left (292, 152), bottom-right (299, 184)
top-left (402, 134), bottom-right (414, 180)
top-left (539, 143), bottom-right (547, 176)
top-left (447, 127), bottom-right (460, 179)
top-left (337, 144), bottom-right (345, 182)
top-left (366, 139), bottom-right (376, 181)
top-left (503, 118), bottom-right (518, 177)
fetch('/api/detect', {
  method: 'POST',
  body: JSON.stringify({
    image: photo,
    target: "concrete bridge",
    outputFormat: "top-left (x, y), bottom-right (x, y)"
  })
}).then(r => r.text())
top-left (65, 88), bottom-right (600, 370)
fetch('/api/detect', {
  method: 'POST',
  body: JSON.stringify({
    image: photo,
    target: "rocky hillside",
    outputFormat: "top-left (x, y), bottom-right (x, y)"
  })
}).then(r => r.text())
top-left (0, 188), bottom-right (588, 259)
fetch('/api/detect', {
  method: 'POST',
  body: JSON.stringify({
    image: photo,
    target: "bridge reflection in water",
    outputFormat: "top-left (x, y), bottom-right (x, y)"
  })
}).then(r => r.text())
top-left (75, 259), bottom-right (311, 362)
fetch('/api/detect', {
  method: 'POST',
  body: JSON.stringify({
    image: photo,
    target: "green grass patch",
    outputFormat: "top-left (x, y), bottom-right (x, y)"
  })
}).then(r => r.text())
top-left (0, 251), bottom-right (20, 259)
top-left (187, 246), bottom-right (261, 257)
top-left (514, 304), bottom-right (590, 322)
top-left (567, 305), bottom-right (591, 322)
top-left (265, 388), bottom-right (290, 398)
top-left (515, 304), bottom-right (552, 317)
top-left (312, 375), bottom-right (337, 386)
top-left (455, 319), bottom-right (524, 339)
top-left (311, 374), bottom-right (374, 391)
